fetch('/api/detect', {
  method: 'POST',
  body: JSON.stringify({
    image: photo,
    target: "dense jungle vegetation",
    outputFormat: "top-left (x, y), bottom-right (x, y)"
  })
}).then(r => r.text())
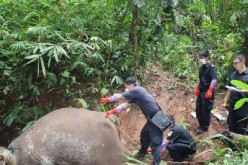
top-left (1, 0), bottom-right (248, 163)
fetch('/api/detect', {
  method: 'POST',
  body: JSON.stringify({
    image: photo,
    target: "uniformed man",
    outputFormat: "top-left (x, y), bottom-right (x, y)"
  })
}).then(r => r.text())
top-left (165, 115), bottom-right (196, 162)
top-left (100, 77), bottom-right (163, 165)
top-left (194, 50), bottom-right (217, 133)
top-left (221, 54), bottom-right (248, 135)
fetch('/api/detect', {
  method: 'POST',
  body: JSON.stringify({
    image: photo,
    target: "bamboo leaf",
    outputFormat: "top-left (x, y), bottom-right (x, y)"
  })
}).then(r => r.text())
top-left (81, 42), bottom-right (94, 51)
top-left (56, 45), bottom-right (70, 58)
top-left (25, 58), bottom-right (39, 65)
top-left (111, 76), bottom-right (123, 86)
top-left (41, 46), bottom-right (54, 53)
top-left (40, 57), bottom-right (46, 77)
top-left (47, 49), bottom-right (53, 68)
top-left (33, 46), bottom-right (39, 54)
top-left (37, 58), bottom-right (40, 77)
top-left (24, 12), bottom-right (40, 21)
top-left (53, 47), bottom-right (59, 62)
top-left (25, 54), bottom-right (40, 60)
top-left (193, 149), bottom-right (213, 159)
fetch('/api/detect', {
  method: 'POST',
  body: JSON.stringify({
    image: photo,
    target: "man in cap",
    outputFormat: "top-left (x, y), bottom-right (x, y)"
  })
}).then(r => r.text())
top-left (100, 77), bottom-right (163, 165)
top-left (194, 50), bottom-right (217, 133)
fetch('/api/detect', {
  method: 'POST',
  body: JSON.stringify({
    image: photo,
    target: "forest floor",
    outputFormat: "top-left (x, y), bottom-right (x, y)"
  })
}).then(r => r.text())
top-left (118, 65), bottom-right (228, 165)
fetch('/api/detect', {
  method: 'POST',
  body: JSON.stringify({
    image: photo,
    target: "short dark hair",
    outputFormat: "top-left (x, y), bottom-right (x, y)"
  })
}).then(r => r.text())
top-left (166, 115), bottom-right (175, 126)
top-left (199, 50), bottom-right (210, 57)
top-left (125, 77), bottom-right (138, 86)
top-left (233, 54), bottom-right (246, 62)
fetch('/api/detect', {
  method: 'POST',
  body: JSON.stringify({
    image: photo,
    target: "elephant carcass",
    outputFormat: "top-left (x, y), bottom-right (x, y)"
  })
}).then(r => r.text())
top-left (0, 108), bottom-right (125, 165)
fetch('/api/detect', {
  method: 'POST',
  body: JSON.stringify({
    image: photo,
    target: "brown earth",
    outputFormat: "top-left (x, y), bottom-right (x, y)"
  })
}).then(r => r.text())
top-left (118, 66), bottom-right (228, 164)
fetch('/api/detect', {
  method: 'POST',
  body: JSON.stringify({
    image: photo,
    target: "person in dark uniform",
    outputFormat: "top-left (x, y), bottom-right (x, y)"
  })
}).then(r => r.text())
top-left (221, 54), bottom-right (248, 135)
top-left (194, 50), bottom-right (217, 133)
top-left (165, 115), bottom-right (196, 162)
top-left (100, 77), bottom-right (163, 165)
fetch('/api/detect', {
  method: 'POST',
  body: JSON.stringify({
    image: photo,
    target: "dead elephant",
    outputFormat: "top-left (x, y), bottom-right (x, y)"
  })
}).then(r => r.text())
top-left (0, 108), bottom-right (125, 165)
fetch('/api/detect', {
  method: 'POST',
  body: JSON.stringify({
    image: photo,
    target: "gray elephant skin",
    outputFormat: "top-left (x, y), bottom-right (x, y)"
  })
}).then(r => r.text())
top-left (0, 108), bottom-right (125, 165)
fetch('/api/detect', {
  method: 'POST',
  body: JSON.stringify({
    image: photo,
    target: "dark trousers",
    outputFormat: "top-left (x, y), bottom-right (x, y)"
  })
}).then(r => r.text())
top-left (167, 143), bottom-right (196, 162)
top-left (195, 91), bottom-right (214, 130)
top-left (228, 102), bottom-right (248, 135)
top-left (139, 121), bottom-right (163, 165)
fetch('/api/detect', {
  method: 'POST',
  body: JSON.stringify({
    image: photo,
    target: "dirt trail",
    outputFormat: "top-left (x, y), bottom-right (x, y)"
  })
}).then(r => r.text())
top-left (119, 66), bottom-right (227, 164)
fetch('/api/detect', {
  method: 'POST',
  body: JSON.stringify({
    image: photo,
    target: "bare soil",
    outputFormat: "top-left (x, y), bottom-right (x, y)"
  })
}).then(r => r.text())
top-left (119, 66), bottom-right (227, 164)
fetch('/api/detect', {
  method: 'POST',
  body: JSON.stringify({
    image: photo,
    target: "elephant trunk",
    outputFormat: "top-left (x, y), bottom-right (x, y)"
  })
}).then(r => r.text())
top-left (0, 147), bottom-right (16, 165)
top-left (107, 114), bottom-right (121, 139)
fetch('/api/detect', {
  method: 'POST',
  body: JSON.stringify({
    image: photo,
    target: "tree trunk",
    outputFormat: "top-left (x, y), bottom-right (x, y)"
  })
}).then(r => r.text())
top-left (129, 5), bottom-right (139, 69)
top-left (242, 33), bottom-right (248, 66)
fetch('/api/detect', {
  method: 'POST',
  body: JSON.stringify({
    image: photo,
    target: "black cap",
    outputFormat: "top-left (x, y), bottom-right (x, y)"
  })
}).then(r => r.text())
top-left (125, 77), bottom-right (137, 85)
top-left (199, 50), bottom-right (210, 57)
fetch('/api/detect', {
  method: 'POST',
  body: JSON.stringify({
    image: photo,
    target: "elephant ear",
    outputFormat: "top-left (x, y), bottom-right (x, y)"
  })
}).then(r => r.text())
top-left (231, 80), bottom-right (248, 90)
top-left (234, 98), bottom-right (248, 110)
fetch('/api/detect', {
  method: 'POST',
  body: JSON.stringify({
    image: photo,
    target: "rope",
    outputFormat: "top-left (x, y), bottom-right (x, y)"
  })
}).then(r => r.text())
top-left (101, 104), bottom-right (141, 149)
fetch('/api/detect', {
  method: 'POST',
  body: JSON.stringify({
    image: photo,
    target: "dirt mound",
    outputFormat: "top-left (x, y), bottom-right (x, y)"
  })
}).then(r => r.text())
top-left (119, 66), bottom-right (227, 164)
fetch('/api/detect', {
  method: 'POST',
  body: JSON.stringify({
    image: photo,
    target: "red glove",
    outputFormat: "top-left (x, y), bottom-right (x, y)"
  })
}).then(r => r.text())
top-left (105, 108), bottom-right (118, 118)
top-left (100, 97), bottom-right (111, 104)
top-left (205, 87), bottom-right (214, 99)
top-left (194, 85), bottom-right (200, 96)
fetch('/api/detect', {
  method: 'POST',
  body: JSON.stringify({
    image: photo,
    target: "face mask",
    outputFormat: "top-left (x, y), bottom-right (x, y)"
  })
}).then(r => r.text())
top-left (200, 59), bottom-right (207, 65)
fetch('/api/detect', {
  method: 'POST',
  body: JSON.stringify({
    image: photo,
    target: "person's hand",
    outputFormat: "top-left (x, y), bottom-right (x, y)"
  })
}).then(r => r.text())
top-left (100, 97), bottom-right (111, 104)
top-left (205, 87), bottom-right (214, 99)
top-left (105, 108), bottom-right (118, 118)
top-left (241, 89), bottom-right (248, 93)
top-left (221, 103), bottom-right (228, 110)
top-left (194, 85), bottom-right (200, 96)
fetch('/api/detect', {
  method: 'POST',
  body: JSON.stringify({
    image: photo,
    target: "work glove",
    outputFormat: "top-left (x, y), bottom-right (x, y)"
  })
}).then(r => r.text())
top-left (147, 140), bottom-right (168, 153)
top-left (105, 108), bottom-right (118, 118)
top-left (194, 85), bottom-right (200, 96)
top-left (160, 140), bottom-right (168, 152)
top-left (205, 87), bottom-right (214, 100)
top-left (100, 97), bottom-right (111, 104)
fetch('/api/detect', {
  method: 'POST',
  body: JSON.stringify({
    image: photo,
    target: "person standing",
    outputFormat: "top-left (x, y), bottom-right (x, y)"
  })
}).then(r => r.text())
top-left (100, 77), bottom-right (163, 165)
top-left (194, 50), bottom-right (217, 133)
top-left (221, 54), bottom-right (248, 135)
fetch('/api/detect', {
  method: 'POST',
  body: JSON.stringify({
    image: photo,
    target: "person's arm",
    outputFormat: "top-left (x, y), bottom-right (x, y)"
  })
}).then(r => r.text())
top-left (166, 129), bottom-right (181, 144)
top-left (105, 102), bottom-right (131, 118)
top-left (205, 66), bottom-right (217, 99)
top-left (221, 90), bottom-right (230, 109)
top-left (100, 93), bottom-right (126, 104)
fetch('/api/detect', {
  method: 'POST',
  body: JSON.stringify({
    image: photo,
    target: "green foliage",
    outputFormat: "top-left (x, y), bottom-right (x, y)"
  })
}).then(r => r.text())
top-left (1, 103), bottom-right (52, 131)
top-left (123, 154), bottom-right (167, 165)
top-left (217, 150), bottom-right (248, 165)
top-left (72, 98), bottom-right (88, 109)
top-left (111, 76), bottom-right (124, 86)
top-left (195, 133), bottom-right (235, 163)
top-left (179, 121), bottom-right (190, 130)
top-left (124, 154), bottom-right (147, 165)
top-left (230, 80), bottom-right (248, 110)
top-left (231, 80), bottom-right (248, 91)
